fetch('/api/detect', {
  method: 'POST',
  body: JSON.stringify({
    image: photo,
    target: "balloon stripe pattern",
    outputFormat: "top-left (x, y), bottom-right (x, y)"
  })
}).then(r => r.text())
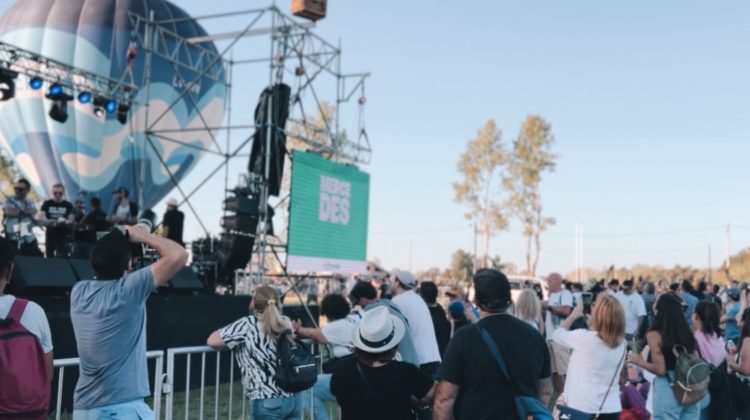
top-left (0, 0), bottom-right (227, 212)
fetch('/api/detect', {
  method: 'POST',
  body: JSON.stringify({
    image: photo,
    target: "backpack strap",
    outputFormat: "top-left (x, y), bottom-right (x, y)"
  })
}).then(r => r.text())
top-left (7, 298), bottom-right (28, 322)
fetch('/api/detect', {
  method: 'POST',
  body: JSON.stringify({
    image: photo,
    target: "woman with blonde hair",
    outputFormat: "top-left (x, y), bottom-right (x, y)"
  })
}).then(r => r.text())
top-left (207, 285), bottom-right (302, 419)
top-left (514, 288), bottom-right (544, 334)
top-left (551, 294), bottom-right (627, 419)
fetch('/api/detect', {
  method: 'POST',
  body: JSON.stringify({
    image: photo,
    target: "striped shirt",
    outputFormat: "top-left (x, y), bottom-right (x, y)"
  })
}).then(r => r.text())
top-left (219, 315), bottom-right (291, 400)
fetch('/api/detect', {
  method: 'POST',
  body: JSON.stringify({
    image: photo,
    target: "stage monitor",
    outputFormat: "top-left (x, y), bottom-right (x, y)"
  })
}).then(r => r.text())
top-left (287, 151), bottom-right (369, 274)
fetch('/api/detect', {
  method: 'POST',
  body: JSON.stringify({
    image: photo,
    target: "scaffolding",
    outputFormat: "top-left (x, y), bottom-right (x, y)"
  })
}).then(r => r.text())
top-left (131, 4), bottom-right (371, 294)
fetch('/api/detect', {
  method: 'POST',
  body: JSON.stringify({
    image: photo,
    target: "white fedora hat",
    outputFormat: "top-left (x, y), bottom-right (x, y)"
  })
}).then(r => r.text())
top-left (351, 306), bottom-right (406, 353)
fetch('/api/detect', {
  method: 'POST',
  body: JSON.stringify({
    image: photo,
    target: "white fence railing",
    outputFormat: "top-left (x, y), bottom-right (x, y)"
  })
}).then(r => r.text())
top-left (164, 345), bottom-right (247, 420)
top-left (52, 350), bottom-right (164, 420)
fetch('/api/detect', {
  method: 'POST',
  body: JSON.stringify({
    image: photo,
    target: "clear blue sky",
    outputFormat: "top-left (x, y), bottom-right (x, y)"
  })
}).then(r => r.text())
top-left (5, 1), bottom-right (750, 275)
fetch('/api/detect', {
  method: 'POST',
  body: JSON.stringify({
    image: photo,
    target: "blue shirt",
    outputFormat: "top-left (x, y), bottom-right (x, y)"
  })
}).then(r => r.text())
top-left (70, 267), bottom-right (155, 409)
top-left (725, 302), bottom-right (741, 341)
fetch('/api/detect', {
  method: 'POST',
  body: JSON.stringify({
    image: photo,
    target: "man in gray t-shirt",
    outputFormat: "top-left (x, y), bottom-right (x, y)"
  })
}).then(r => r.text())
top-left (70, 225), bottom-right (187, 417)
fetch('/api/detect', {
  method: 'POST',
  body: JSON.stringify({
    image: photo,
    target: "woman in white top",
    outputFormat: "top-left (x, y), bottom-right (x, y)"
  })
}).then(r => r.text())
top-left (513, 288), bottom-right (544, 334)
top-left (207, 285), bottom-right (302, 420)
top-left (552, 294), bottom-right (626, 420)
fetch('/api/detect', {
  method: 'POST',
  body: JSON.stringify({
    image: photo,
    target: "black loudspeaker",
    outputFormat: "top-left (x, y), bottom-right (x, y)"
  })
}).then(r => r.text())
top-left (282, 304), bottom-right (320, 328)
top-left (9, 256), bottom-right (77, 295)
top-left (68, 259), bottom-right (96, 281)
top-left (168, 266), bottom-right (204, 292)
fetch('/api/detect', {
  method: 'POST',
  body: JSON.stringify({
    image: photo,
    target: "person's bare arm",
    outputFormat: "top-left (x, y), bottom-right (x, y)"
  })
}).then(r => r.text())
top-left (433, 380), bottom-right (459, 420)
top-left (162, 225), bottom-right (170, 238)
top-left (549, 305), bottom-right (573, 317)
top-left (125, 226), bottom-right (187, 288)
top-left (628, 331), bottom-right (666, 376)
top-left (294, 323), bottom-right (329, 344)
top-left (207, 331), bottom-right (226, 349)
top-left (536, 376), bottom-right (553, 405)
top-left (45, 351), bottom-right (53, 383)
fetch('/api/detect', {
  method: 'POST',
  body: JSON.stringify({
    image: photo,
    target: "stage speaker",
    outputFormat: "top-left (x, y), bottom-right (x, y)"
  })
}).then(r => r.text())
top-left (282, 304), bottom-right (320, 329)
top-left (8, 256), bottom-right (77, 295)
top-left (168, 266), bottom-right (204, 292)
top-left (68, 259), bottom-right (96, 281)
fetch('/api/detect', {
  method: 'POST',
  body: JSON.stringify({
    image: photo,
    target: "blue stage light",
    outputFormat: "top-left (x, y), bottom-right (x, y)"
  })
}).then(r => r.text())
top-left (105, 99), bottom-right (117, 114)
top-left (78, 91), bottom-right (92, 104)
top-left (48, 83), bottom-right (62, 97)
top-left (29, 77), bottom-right (43, 90)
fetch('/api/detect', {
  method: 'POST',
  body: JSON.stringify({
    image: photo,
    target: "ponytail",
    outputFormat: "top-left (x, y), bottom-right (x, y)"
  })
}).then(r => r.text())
top-left (252, 285), bottom-right (290, 338)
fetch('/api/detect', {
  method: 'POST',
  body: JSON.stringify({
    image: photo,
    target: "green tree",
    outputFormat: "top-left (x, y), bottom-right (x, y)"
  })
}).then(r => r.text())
top-left (449, 249), bottom-right (475, 284)
top-left (452, 120), bottom-right (508, 267)
top-left (505, 115), bottom-right (557, 276)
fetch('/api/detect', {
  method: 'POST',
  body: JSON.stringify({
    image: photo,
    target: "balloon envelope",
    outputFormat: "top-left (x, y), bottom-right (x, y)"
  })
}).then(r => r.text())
top-left (0, 0), bottom-right (227, 212)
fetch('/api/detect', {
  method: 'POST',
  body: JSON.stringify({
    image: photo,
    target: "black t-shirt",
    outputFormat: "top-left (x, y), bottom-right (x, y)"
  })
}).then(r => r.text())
top-left (439, 314), bottom-right (551, 420)
top-left (41, 199), bottom-right (73, 234)
top-left (331, 357), bottom-right (433, 420)
top-left (428, 305), bottom-right (451, 357)
top-left (162, 209), bottom-right (184, 244)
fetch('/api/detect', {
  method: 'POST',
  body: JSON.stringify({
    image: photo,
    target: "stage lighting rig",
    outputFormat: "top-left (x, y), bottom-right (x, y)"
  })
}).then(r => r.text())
top-left (77, 91), bottom-right (92, 104)
top-left (0, 68), bottom-right (18, 101)
top-left (116, 102), bottom-right (130, 125)
top-left (46, 91), bottom-right (74, 123)
top-left (29, 76), bottom-right (42, 90)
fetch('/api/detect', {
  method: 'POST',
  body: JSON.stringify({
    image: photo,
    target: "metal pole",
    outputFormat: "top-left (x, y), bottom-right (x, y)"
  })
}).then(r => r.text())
top-left (140, 9), bottom-right (155, 211)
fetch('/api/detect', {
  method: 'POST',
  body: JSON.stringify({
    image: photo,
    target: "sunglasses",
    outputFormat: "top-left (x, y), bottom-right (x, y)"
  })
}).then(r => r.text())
top-left (14, 187), bottom-right (25, 192)
top-left (53, 192), bottom-right (63, 196)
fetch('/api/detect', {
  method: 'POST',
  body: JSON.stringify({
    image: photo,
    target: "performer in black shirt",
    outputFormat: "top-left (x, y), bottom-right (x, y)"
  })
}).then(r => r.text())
top-left (39, 183), bottom-right (74, 257)
top-left (162, 198), bottom-right (184, 246)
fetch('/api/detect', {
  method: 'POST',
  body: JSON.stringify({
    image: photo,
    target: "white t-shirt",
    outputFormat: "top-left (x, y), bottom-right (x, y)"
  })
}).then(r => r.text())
top-left (321, 310), bottom-right (362, 358)
top-left (615, 291), bottom-right (646, 335)
top-left (392, 289), bottom-right (441, 365)
top-left (552, 328), bottom-right (625, 414)
top-left (545, 289), bottom-right (573, 340)
top-left (0, 295), bottom-right (53, 353)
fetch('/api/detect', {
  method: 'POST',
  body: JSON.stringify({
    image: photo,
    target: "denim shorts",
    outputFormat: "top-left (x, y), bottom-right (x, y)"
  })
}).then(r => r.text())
top-left (73, 399), bottom-right (154, 420)
top-left (652, 372), bottom-right (699, 420)
top-left (251, 394), bottom-right (302, 420)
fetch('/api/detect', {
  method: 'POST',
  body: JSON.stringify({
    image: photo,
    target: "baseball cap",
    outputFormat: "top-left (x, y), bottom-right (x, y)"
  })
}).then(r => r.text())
top-left (473, 268), bottom-right (511, 311)
top-left (448, 301), bottom-right (465, 318)
top-left (727, 288), bottom-right (741, 300)
top-left (391, 270), bottom-right (417, 288)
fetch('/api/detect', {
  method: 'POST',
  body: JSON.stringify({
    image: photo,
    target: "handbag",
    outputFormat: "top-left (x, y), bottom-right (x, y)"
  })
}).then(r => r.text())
top-left (474, 323), bottom-right (553, 420)
top-left (555, 346), bottom-right (626, 420)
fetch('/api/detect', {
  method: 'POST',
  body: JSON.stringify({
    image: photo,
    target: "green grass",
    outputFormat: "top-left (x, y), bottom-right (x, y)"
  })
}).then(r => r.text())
top-left (50, 381), bottom-right (341, 420)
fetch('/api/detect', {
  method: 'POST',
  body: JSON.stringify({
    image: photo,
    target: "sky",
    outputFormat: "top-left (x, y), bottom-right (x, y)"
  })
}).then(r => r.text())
top-left (4, 1), bottom-right (750, 276)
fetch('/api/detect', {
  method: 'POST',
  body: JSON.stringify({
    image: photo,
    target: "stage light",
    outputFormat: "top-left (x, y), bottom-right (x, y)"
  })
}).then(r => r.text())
top-left (105, 99), bottom-right (117, 114)
top-left (92, 96), bottom-right (106, 117)
top-left (47, 93), bottom-right (74, 123)
top-left (0, 68), bottom-right (18, 101)
top-left (77, 91), bottom-right (92, 104)
top-left (48, 83), bottom-right (63, 97)
top-left (29, 77), bottom-right (43, 90)
top-left (116, 103), bottom-right (130, 125)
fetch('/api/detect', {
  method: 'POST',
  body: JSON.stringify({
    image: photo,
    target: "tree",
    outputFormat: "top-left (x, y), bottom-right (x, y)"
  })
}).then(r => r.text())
top-left (505, 115), bottom-right (557, 276)
top-left (452, 120), bottom-right (509, 267)
top-left (449, 249), bottom-right (474, 285)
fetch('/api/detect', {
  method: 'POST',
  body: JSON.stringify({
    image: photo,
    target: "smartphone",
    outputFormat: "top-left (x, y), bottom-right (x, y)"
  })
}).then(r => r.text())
top-left (582, 292), bottom-right (593, 314)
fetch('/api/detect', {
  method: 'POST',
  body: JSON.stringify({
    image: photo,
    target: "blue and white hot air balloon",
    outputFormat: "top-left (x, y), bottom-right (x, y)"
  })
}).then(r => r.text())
top-left (0, 0), bottom-right (227, 211)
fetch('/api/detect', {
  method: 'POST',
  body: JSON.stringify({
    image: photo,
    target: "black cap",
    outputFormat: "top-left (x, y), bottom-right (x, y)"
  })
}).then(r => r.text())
top-left (90, 228), bottom-right (131, 280)
top-left (622, 279), bottom-right (634, 287)
top-left (473, 268), bottom-right (511, 311)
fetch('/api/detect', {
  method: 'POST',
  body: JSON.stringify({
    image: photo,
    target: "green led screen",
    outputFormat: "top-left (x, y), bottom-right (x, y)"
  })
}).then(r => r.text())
top-left (287, 150), bottom-right (370, 273)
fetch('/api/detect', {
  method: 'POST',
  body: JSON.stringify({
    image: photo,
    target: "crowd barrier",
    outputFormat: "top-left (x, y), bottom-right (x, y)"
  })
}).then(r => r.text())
top-left (51, 342), bottom-right (337, 420)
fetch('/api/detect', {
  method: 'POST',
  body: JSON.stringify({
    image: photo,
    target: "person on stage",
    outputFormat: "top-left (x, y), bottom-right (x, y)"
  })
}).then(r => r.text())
top-left (107, 187), bottom-right (138, 226)
top-left (161, 198), bottom-right (184, 246)
top-left (2, 178), bottom-right (42, 256)
top-left (38, 183), bottom-right (74, 258)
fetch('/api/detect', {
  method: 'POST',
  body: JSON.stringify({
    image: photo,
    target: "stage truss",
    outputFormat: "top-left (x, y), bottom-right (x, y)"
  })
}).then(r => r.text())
top-left (130, 5), bottom-right (372, 304)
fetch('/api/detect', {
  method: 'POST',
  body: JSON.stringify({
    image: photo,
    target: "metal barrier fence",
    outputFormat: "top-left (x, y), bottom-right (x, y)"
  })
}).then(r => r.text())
top-left (51, 350), bottom-right (164, 420)
top-left (164, 345), bottom-right (247, 420)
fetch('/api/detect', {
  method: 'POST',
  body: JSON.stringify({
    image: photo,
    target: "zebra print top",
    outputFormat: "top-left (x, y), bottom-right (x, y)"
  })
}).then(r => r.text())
top-left (219, 315), bottom-right (291, 400)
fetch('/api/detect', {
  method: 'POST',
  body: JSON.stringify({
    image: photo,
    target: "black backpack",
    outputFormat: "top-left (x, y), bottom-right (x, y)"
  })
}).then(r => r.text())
top-left (275, 329), bottom-right (318, 392)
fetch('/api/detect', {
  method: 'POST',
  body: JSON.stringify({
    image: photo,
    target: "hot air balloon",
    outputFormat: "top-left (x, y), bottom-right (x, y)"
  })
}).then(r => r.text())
top-left (0, 0), bottom-right (227, 212)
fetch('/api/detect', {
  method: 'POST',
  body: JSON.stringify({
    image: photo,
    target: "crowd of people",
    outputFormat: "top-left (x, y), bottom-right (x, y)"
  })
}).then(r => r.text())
top-left (1, 179), bottom-right (185, 257)
top-left (2, 205), bottom-right (750, 419)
